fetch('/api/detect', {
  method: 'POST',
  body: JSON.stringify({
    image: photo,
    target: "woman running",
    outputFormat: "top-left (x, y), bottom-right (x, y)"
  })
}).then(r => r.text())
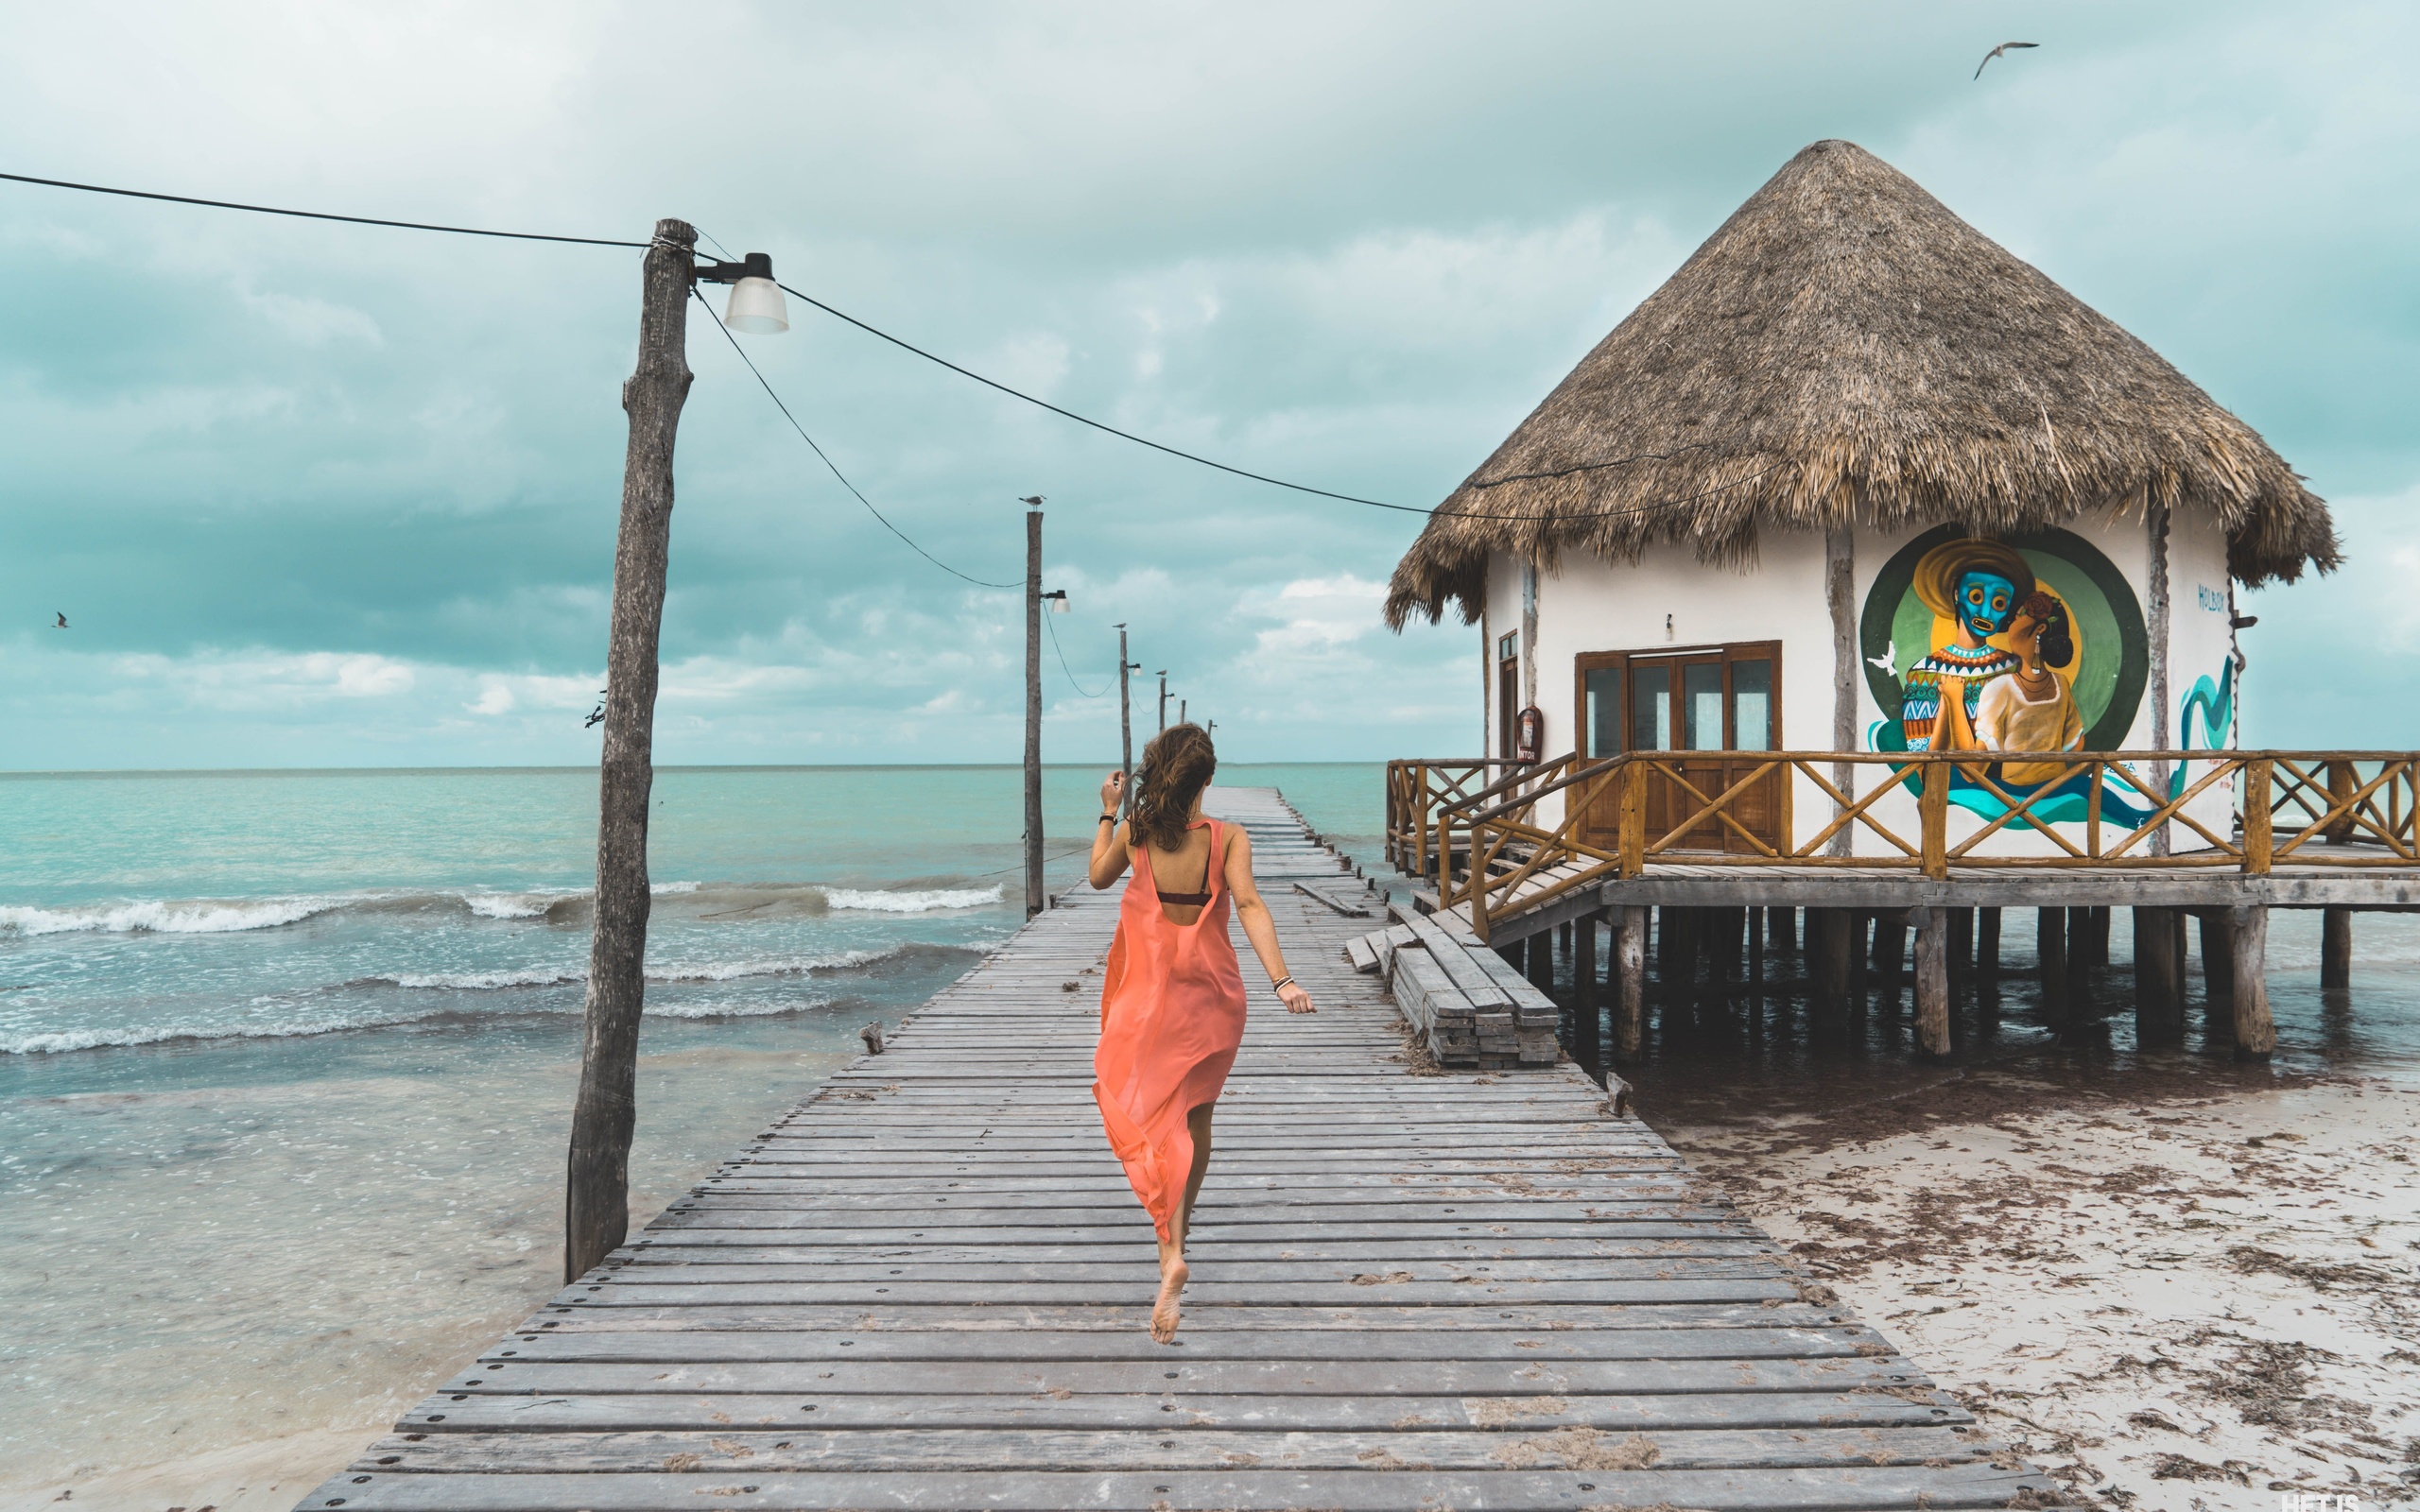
top-left (1088, 724), bottom-right (1314, 1343)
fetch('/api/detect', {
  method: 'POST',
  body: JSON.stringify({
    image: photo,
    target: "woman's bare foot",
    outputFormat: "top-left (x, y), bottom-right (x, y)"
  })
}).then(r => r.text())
top-left (1150, 1248), bottom-right (1188, 1344)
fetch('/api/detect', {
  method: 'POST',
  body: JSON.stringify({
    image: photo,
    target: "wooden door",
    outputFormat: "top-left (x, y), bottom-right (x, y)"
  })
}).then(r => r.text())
top-left (1574, 644), bottom-right (1783, 854)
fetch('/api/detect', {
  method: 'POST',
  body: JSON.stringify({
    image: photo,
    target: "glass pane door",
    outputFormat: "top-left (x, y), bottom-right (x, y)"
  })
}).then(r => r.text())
top-left (1681, 662), bottom-right (1725, 748)
top-left (1631, 664), bottom-right (1672, 750)
top-left (1584, 667), bottom-right (1622, 757)
top-left (1731, 658), bottom-right (1772, 749)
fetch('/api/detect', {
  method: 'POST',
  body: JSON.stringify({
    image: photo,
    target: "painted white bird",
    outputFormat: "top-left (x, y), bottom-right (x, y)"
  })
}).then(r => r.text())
top-left (1867, 639), bottom-right (1897, 674)
top-left (1974, 41), bottom-right (2038, 79)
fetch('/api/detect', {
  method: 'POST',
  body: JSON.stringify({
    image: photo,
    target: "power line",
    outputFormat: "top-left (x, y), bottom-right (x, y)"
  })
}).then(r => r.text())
top-left (691, 286), bottom-right (1019, 590)
top-left (0, 169), bottom-right (647, 247)
top-left (1044, 610), bottom-right (1109, 698)
top-left (4, 166), bottom-right (1789, 531)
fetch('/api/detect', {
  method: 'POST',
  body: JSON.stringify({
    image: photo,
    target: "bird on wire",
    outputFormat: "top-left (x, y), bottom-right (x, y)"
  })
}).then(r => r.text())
top-left (1974, 41), bottom-right (2038, 78)
top-left (53, 611), bottom-right (68, 628)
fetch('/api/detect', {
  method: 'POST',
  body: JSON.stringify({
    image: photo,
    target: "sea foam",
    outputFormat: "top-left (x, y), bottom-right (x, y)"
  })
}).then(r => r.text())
top-left (822, 885), bottom-right (1004, 913)
top-left (0, 897), bottom-right (341, 936)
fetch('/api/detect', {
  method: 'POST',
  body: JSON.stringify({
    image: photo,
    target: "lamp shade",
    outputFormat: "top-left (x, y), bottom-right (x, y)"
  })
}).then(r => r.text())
top-left (723, 277), bottom-right (789, 335)
top-left (1049, 594), bottom-right (1071, 613)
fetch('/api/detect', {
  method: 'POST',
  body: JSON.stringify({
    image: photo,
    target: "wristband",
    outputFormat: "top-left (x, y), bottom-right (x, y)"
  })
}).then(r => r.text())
top-left (1098, 813), bottom-right (1117, 825)
top-left (1270, 975), bottom-right (1295, 992)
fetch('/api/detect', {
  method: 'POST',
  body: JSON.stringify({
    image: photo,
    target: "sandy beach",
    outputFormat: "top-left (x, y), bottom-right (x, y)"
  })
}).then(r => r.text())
top-left (1654, 1066), bottom-right (2420, 1510)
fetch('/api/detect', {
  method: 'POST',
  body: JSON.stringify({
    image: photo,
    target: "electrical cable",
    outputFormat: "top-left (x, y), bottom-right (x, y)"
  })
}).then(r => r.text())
top-left (0, 169), bottom-right (648, 247)
top-left (1044, 610), bottom-right (1110, 698)
top-left (5, 166), bottom-right (1796, 530)
top-left (692, 286), bottom-right (1020, 590)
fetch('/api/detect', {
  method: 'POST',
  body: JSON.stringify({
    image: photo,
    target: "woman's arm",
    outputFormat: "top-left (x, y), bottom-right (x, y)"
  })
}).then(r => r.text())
top-left (1222, 827), bottom-right (1315, 1013)
top-left (1087, 772), bottom-right (1132, 889)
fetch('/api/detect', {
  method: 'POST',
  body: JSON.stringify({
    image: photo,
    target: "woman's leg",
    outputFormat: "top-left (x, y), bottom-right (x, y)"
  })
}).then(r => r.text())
top-left (1150, 1103), bottom-right (1216, 1344)
top-left (1179, 1102), bottom-right (1216, 1246)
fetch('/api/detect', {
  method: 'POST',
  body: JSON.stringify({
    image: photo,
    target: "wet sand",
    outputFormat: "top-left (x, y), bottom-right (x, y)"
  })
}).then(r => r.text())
top-left (1651, 1062), bottom-right (2420, 1511)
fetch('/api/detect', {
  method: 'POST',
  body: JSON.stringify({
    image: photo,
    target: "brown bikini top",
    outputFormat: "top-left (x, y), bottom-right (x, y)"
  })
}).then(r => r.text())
top-left (1152, 821), bottom-right (1217, 907)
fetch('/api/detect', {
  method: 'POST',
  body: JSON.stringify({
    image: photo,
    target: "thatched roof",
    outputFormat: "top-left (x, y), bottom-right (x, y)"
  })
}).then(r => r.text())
top-left (1386, 139), bottom-right (2337, 628)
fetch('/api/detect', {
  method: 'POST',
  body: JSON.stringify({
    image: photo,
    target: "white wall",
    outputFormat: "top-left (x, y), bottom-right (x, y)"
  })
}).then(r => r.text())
top-left (1477, 506), bottom-right (2247, 857)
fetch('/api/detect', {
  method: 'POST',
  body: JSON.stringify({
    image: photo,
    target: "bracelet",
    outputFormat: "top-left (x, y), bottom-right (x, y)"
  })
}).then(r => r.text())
top-left (1098, 813), bottom-right (1117, 825)
top-left (1270, 975), bottom-right (1294, 992)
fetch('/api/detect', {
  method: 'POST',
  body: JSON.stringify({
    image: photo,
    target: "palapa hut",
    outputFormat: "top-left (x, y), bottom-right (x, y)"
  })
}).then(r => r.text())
top-left (1387, 139), bottom-right (2337, 857)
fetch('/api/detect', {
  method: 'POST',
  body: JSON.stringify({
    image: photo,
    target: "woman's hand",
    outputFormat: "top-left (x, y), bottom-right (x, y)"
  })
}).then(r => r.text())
top-left (1277, 980), bottom-right (1315, 1014)
top-left (1099, 770), bottom-right (1125, 814)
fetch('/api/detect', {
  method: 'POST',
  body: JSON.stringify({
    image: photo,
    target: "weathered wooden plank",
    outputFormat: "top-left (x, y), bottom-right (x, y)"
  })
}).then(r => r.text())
top-left (298, 788), bottom-right (2044, 1512)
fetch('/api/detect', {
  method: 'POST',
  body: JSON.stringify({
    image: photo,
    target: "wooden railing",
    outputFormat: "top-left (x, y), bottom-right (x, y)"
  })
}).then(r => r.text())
top-left (1390, 750), bottom-right (2420, 942)
top-left (1384, 757), bottom-right (1564, 882)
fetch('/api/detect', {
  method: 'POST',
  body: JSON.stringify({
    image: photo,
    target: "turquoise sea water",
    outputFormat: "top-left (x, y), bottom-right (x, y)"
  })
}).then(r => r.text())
top-left (0, 764), bottom-right (1381, 1496)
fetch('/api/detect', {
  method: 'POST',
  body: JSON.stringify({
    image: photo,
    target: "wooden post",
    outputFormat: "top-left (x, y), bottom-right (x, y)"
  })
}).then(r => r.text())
top-left (1872, 912), bottom-right (1908, 977)
top-left (1716, 907), bottom-right (1745, 980)
top-left (1946, 908), bottom-right (1973, 981)
top-left (1977, 907), bottom-right (2001, 976)
top-left (1919, 760), bottom-right (1948, 880)
top-left (1616, 905), bottom-right (1646, 1060)
top-left (1848, 911), bottom-right (1869, 997)
top-left (1825, 524), bottom-right (1857, 858)
top-left (1769, 906), bottom-right (1795, 951)
top-left (2242, 758), bottom-right (2273, 875)
top-left (1024, 507), bottom-right (1045, 917)
top-left (2133, 906), bottom-right (2182, 1042)
top-left (1115, 625), bottom-right (1133, 817)
top-left (1528, 929), bottom-right (1556, 993)
top-left (2201, 909), bottom-right (2236, 1049)
top-left (2083, 906), bottom-right (2111, 968)
top-left (2230, 903), bottom-right (2275, 1057)
top-left (1747, 905), bottom-right (1765, 993)
top-left (2147, 494), bottom-right (2171, 857)
top-left (2066, 907), bottom-right (2099, 1022)
top-left (1157, 671), bottom-right (1167, 733)
top-left (1912, 905), bottom-right (1950, 1057)
top-left (1810, 908), bottom-right (1853, 1011)
top-left (2325, 759), bottom-right (2357, 842)
top-left (1617, 766), bottom-right (1645, 878)
top-left (566, 217), bottom-right (697, 1285)
top-left (1572, 911), bottom-right (1601, 1076)
top-left (2322, 907), bottom-right (2352, 989)
top-left (2036, 906), bottom-right (2066, 1028)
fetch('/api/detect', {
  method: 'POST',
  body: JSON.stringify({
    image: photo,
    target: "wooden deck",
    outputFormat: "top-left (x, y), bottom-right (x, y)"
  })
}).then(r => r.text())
top-left (300, 787), bottom-right (2066, 1511)
top-left (1423, 851), bottom-right (2420, 946)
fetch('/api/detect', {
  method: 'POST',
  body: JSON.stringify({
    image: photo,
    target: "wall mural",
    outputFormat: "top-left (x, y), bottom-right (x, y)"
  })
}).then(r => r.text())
top-left (1860, 525), bottom-right (2152, 826)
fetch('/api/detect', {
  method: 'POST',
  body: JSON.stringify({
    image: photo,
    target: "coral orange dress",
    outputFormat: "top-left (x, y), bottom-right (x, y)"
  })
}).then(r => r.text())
top-left (1093, 818), bottom-right (1248, 1244)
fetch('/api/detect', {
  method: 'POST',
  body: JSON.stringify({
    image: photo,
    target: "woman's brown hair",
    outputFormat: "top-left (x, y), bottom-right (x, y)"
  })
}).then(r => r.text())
top-left (1130, 723), bottom-right (1217, 851)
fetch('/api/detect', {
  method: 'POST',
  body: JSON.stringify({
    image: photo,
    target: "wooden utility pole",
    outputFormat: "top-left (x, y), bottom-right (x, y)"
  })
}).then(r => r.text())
top-left (1115, 625), bottom-right (1134, 815)
top-left (565, 218), bottom-right (696, 1284)
top-left (1179, 698), bottom-right (1186, 726)
top-left (1157, 672), bottom-right (1167, 732)
top-left (1024, 507), bottom-right (1045, 917)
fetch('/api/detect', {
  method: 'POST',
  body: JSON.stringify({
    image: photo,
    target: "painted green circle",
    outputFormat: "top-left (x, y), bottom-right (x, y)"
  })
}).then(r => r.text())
top-left (1859, 524), bottom-right (2146, 751)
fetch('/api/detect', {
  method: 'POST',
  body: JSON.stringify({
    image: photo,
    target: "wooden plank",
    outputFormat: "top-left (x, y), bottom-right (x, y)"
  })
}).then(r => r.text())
top-left (300, 786), bottom-right (2051, 1512)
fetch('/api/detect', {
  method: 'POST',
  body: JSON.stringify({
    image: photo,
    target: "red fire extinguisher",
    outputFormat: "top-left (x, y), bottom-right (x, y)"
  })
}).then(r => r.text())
top-left (1515, 706), bottom-right (1544, 764)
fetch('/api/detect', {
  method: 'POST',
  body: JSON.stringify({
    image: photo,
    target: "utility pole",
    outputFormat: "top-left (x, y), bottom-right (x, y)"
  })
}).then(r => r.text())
top-left (1179, 697), bottom-right (1186, 727)
top-left (1115, 625), bottom-right (1135, 816)
top-left (1024, 504), bottom-right (1045, 918)
top-left (1157, 671), bottom-right (1167, 733)
top-left (565, 218), bottom-right (695, 1284)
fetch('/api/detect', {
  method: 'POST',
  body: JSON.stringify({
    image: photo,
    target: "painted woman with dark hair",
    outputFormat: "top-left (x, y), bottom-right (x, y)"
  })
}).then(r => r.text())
top-left (1086, 723), bottom-right (1313, 1344)
top-left (1975, 591), bottom-right (2084, 783)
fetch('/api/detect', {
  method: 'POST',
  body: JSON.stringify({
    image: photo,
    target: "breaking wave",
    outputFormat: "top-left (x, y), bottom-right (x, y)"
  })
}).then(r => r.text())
top-left (0, 898), bottom-right (345, 936)
top-left (823, 885), bottom-right (1003, 913)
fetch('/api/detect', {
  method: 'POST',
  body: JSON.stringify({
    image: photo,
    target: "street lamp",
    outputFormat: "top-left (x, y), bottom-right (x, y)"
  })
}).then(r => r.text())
top-left (570, 224), bottom-right (791, 1285)
top-left (696, 251), bottom-right (789, 335)
top-left (1043, 590), bottom-right (1070, 614)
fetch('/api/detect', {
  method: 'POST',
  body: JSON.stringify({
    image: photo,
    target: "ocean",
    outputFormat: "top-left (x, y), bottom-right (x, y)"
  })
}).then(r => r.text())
top-left (0, 763), bottom-right (1383, 1497)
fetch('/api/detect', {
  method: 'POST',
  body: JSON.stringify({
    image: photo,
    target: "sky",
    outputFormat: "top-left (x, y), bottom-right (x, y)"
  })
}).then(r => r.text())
top-left (0, 1), bottom-right (2412, 769)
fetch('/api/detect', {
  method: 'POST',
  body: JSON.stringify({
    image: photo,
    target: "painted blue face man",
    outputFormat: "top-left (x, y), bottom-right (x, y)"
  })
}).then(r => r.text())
top-left (1953, 569), bottom-right (2017, 646)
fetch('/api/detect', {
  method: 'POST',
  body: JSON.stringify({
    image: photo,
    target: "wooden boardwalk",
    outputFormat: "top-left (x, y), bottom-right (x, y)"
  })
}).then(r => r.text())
top-left (302, 788), bottom-right (2066, 1511)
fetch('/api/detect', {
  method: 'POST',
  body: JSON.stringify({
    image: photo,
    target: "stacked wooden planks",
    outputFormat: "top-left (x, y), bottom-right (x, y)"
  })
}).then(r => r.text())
top-left (1352, 904), bottom-right (1560, 1069)
top-left (296, 787), bottom-right (2070, 1511)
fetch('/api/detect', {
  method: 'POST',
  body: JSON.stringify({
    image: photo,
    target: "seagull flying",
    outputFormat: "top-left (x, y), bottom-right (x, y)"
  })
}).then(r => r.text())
top-left (1974, 41), bottom-right (2038, 78)
top-left (1866, 639), bottom-right (1897, 675)
top-left (53, 611), bottom-right (68, 629)
top-left (584, 687), bottom-right (607, 729)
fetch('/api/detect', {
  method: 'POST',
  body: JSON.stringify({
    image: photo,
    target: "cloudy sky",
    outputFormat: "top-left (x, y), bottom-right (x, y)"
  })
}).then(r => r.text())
top-left (0, 1), bottom-right (2411, 769)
